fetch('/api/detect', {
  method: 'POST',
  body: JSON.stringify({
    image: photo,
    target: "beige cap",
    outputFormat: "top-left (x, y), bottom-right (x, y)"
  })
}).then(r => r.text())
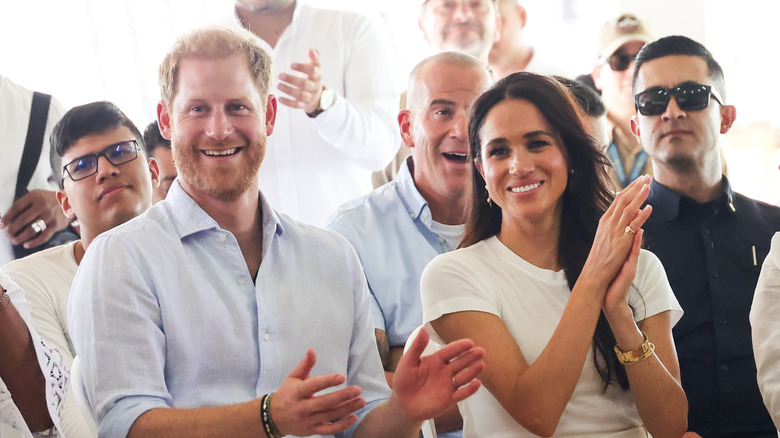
top-left (597, 13), bottom-right (653, 60)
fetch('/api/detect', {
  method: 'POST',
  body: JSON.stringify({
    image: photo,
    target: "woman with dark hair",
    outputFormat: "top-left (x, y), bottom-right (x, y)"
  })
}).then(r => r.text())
top-left (420, 72), bottom-right (688, 437)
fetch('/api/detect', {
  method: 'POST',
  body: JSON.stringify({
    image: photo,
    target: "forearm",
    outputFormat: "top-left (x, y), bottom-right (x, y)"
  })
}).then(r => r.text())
top-left (606, 311), bottom-right (687, 438)
top-left (352, 395), bottom-right (421, 438)
top-left (127, 400), bottom-right (262, 438)
top-left (0, 294), bottom-right (53, 431)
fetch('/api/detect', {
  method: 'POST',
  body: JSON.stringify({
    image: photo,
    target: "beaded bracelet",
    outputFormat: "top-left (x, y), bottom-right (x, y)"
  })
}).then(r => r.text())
top-left (260, 393), bottom-right (283, 438)
top-left (614, 332), bottom-right (655, 365)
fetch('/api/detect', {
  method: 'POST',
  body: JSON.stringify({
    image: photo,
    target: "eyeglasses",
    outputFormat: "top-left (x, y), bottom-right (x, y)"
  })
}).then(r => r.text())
top-left (424, 0), bottom-right (492, 15)
top-left (62, 140), bottom-right (139, 182)
top-left (634, 82), bottom-right (724, 116)
top-left (600, 52), bottom-right (638, 72)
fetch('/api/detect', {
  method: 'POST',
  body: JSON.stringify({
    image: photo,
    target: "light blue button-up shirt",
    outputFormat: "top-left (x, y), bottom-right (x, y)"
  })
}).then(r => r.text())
top-left (68, 181), bottom-right (389, 438)
top-left (325, 157), bottom-right (456, 349)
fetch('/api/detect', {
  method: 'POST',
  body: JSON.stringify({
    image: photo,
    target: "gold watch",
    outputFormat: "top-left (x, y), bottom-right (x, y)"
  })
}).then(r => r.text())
top-left (306, 86), bottom-right (336, 118)
top-left (614, 332), bottom-right (655, 364)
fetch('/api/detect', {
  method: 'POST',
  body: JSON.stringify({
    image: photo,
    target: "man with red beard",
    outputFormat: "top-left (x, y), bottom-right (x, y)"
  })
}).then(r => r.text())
top-left (68, 25), bottom-right (485, 438)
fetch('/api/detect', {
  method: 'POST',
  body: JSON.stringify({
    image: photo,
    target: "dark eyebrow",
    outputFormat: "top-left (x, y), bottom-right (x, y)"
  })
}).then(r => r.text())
top-left (524, 130), bottom-right (556, 139)
top-left (429, 99), bottom-right (456, 107)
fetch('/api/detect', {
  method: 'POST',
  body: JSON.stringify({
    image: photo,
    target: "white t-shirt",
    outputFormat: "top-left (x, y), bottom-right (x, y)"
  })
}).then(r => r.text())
top-left (421, 236), bottom-right (683, 438)
top-left (2, 242), bottom-right (87, 437)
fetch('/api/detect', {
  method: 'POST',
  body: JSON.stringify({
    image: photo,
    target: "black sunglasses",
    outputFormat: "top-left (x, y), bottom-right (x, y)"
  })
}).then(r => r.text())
top-left (600, 52), bottom-right (638, 72)
top-left (63, 140), bottom-right (139, 182)
top-left (634, 82), bottom-right (724, 116)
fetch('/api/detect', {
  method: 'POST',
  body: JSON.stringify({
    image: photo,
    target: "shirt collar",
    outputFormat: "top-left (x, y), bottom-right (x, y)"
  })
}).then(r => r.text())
top-left (164, 180), bottom-right (284, 244)
top-left (649, 177), bottom-right (737, 221)
top-left (396, 156), bottom-right (431, 222)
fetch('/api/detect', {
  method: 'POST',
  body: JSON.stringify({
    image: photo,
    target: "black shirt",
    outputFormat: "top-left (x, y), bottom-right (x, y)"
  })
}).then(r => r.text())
top-left (644, 179), bottom-right (780, 437)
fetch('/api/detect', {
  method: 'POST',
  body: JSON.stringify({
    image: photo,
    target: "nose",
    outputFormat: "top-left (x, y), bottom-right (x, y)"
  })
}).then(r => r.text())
top-left (450, 113), bottom-right (467, 139)
top-left (452, 1), bottom-right (475, 20)
top-left (662, 96), bottom-right (687, 121)
top-left (509, 149), bottom-right (532, 175)
top-left (96, 155), bottom-right (120, 182)
top-left (205, 109), bottom-right (234, 141)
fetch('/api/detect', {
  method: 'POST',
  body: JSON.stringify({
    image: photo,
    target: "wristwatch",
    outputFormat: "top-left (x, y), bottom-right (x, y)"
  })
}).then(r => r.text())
top-left (306, 86), bottom-right (336, 118)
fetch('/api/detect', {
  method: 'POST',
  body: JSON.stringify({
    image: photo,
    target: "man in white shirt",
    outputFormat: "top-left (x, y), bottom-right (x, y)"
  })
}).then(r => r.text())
top-left (3, 101), bottom-right (159, 438)
top-left (230, 0), bottom-right (401, 226)
top-left (0, 75), bottom-right (70, 266)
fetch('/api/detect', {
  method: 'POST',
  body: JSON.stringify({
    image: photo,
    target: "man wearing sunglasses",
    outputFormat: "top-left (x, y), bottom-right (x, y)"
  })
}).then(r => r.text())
top-left (2, 100), bottom-right (159, 438)
top-left (631, 35), bottom-right (780, 438)
top-left (591, 13), bottom-right (653, 190)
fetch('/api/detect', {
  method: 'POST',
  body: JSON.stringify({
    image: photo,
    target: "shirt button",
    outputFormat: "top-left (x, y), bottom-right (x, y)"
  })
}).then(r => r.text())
top-left (238, 277), bottom-right (246, 285)
top-left (218, 234), bottom-right (227, 242)
top-left (719, 318), bottom-right (727, 325)
top-left (263, 332), bottom-right (270, 341)
top-left (713, 271), bottom-right (719, 278)
top-left (410, 213), bottom-right (416, 219)
top-left (710, 242), bottom-right (715, 249)
top-left (705, 229), bottom-right (711, 236)
top-left (720, 364), bottom-right (728, 372)
top-left (422, 211), bottom-right (429, 218)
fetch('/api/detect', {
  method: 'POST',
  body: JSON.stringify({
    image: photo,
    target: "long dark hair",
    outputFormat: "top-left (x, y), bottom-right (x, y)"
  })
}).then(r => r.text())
top-left (462, 72), bottom-right (629, 390)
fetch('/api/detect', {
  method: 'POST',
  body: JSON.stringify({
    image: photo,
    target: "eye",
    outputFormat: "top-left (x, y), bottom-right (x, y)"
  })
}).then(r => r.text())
top-left (190, 105), bottom-right (205, 113)
top-left (228, 104), bottom-right (247, 112)
top-left (486, 145), bottom-right (508, 157)
top-left (434, 108), bottom-right (453, 117)
top-left (527, 140), bottom-right (550, 151)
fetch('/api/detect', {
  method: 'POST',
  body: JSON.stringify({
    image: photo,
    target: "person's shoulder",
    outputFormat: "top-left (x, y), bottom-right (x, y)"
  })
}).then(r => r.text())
top-left (2, 241), bottom-right (77, 274)
top-left (325, 182), bottom-right (402, 229)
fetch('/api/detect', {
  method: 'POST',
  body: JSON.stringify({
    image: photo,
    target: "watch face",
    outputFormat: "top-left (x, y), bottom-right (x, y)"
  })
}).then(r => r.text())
top-left (321, 88), bottom-right (336, 111)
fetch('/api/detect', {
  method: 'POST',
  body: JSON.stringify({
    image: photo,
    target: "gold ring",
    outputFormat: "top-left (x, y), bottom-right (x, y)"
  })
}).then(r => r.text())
top-left (625, 225), bottom-right (636, 235)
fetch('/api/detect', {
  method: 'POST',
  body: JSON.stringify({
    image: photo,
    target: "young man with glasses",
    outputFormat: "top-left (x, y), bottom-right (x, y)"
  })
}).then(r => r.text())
top-left (630, 35), bottom-right (780, 438)
top-left (2, 100), bottom-right (159, 438)
top-left (591, 13), bottom-right (653, 190)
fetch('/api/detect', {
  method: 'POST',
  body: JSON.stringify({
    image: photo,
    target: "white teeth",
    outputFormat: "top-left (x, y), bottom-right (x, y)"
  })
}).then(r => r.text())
top-left (203, 148), bottom-right (237, 156)
top-left (510, 183), bottom-right (541, 193)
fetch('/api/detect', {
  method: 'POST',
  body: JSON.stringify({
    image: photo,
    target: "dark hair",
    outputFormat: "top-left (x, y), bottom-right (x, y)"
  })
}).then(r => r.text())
top-left (142, 120), bottom-right (171, 156)
top-left (633, 35), bottom-right (726, 100)
top-left (50, 101), bottom-right (144, 187)
top-left (463, 72), bottom-right (630, 390)
top-left (554, 76), bottom-right (606, 118)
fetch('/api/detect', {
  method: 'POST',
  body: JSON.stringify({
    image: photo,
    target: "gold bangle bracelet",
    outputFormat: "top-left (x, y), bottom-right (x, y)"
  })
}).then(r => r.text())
top-left (614, 332), bottom-right (655, 365)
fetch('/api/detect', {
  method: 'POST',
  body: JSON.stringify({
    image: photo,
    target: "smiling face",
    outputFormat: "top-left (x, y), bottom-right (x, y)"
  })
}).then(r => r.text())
top-left (58, 126), bottom-right (157, 244)
top-left (402, 59), bottom-right (492, 213)
top-left (419, 0), bottom-right (500, 62)
top-left (477, 99), bottom-right (569, 227)
top-left (158, 54), bottom-right (276, 204)
top-left (631, 55), bottom-right (733, 176)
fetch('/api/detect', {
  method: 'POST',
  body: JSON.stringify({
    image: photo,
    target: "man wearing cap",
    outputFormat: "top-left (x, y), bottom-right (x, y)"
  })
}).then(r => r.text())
top-left (592, 13), bottom-right (654, 190)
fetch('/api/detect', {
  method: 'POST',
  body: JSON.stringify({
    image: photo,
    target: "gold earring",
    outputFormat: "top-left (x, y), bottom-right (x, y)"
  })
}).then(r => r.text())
top-left (487, 195), bottom-right (493, 207)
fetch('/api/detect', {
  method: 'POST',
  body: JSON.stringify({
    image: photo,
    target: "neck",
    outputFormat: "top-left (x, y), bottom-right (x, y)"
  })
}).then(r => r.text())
top-left (235, 1), bottom-right (295, 48)
top-left (183, 182), bottom-right (264, 277)
top-left (497, 208), bottom-right (562, 271)
top-left (74, 240), bottom-right (85, 265)
top-left (490, 46), bottom-right (533, 80)
top-left (427, 194), bottom-right (468, 226)
top-left (608, 113), bottom-right (640, 151)
top-left (653, 159), bottom-right (724, 203)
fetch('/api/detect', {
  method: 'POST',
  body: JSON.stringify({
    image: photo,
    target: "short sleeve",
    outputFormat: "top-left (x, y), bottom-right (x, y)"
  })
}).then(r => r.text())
top-left (420, 251), bottom-right (499, 344)
top-left (629, 250), bottom-right (683, 326)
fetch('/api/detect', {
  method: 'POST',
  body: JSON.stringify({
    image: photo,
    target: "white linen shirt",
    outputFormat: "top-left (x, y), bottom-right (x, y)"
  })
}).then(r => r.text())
top-left (0, 272), bottom-right (67, 438)
top-left (0, 76), bottom-right (66, 266)
top-left (230, 4), bottom-right (402, 227)
top-left (67, 181), bottom-right (390, 438)
top-left (751, 232), bottom-right (780, 427)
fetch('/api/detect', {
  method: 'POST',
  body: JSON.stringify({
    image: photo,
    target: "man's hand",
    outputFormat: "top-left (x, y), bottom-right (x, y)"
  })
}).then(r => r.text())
top-left (1, 190), bottom-right (71, 249)
top-left (271, 349), bottom-right (366, 437)
top-left (390, 326), bottom-right (485, 423)
top-left (277, 49), bottom-right (324, 114)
